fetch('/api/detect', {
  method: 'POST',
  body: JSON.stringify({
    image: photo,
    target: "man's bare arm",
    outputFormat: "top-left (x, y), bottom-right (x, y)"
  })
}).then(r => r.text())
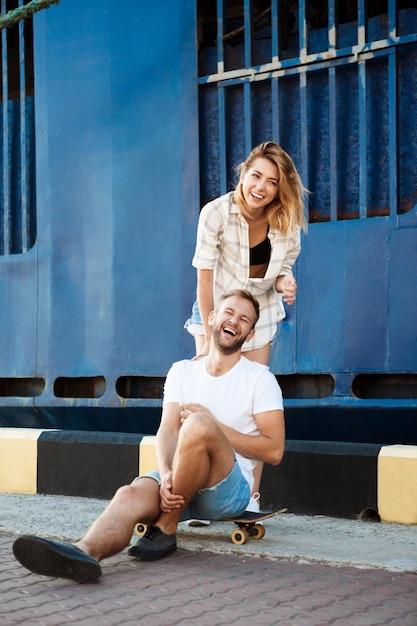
top-left (219, 409), bottom-right (285, 465)
top-left (180, 403), bottom-right (285, 466)
top-left (153, 403), bottom-right (186, 512)
top-left (155, 402), bottom-right (182, 476)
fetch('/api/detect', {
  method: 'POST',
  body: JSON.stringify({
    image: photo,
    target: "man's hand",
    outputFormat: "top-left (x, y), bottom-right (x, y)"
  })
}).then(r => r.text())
top-left (159, 471), bottom-right (185, 513)
top-left (179, 403), bottom-right (214, 424)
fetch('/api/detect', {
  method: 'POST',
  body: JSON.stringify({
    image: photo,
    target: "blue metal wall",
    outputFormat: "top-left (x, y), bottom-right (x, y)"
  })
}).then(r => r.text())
top-left (0, 0), bottom-right (199, 429)
top-left (0, 0), bottom-right (415, 443)
top-left (196, 1), bottom-right (417, 444)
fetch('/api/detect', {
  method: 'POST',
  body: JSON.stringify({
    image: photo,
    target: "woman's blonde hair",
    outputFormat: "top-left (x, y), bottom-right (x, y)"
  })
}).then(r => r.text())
top-left (233, 142), bottom-right (308, 235)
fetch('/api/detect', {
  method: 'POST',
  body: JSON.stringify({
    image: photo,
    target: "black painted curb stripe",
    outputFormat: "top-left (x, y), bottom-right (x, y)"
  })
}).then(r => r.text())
top-left (0, 430), bottom-right (393, 519)
top-left (37, 431), bottom-right (146, 499)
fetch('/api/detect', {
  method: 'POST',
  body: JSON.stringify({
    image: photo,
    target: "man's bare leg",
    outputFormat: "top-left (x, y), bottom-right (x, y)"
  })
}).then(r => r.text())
top-left (76, 476), bottom-right (161, 561)
top-left (149, 412), bottom-right (236, 535)
top-left (11, 479), bottom-right (162, 584)
top-left (12, 414), bottom-right (238, 579)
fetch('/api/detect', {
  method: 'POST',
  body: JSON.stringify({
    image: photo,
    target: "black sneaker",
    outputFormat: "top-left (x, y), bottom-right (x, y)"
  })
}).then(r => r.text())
top-left (13, 536), bottom-right (102, 584)
top-left (128, 525), bottom-right (177, 560)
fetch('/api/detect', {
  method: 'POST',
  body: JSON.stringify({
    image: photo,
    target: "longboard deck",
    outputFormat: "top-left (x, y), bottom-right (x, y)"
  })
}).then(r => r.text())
top-left (133, 507), bottom-right (287, 546)
top-left (224, 507), bottom-right (287, 524)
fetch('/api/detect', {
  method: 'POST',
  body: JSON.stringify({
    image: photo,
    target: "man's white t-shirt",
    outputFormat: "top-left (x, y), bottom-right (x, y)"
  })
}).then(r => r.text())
top-left (163, 356), bottom-right (283, 491)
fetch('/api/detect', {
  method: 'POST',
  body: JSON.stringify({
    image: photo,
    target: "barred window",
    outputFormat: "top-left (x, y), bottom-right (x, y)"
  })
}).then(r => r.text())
top-left (0, 0), bottom-right (36, 255)
top-left (197, 0), bottom-right (417, 222)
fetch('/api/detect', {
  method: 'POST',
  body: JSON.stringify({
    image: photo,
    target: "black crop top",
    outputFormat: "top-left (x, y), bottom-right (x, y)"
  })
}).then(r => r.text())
top-left (250, 236), bottom-right (271, 265)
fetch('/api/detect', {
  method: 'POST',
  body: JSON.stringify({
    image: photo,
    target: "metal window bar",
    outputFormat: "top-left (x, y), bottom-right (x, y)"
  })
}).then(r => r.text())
top-left (299, 0), bottom-right (307, 58)
top-left (358, 58), bottom-right (367, 219)
top-left (218, 85), bottom-right (227, 194)
top-left (243, 0), bottom-right (251, 67)
top-left (271, 0), bottom-right (280, 143)
top-left (388, 50), bottom-right (398, 219)
top-left (243, 0), bottom-right (252, 153)
top-left (328, 0), bottom-right (337, 221)
top-left (271, 0), bottom-right (278, 63)
top-left (19, 0), bottom-right (28, 252)
top-left (216, 0), bottom-right (225, 74)
top-left (2, 0), bottom-right (10, 254)
top-left (388, 0), bottom-right (398, 218)
top-left (357, 0), bottom-right (367, 219)
top-left (299, 0), bottom-right (309, 190)
top-left (1, 0), bottom-right (35, 255)
top-left (217, 0), bottom-right (227, 194)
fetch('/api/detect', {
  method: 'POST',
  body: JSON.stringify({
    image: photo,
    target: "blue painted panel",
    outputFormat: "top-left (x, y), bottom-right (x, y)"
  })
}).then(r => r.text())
top-left (0, 96), bottom-right (37, 377)
top-left (0, 2), bottom-right (415, 443)
top-left (271, 223), bottom-right (348, 374)
top-left (272, 210), bottom-right (417, 376)
top-left (32, 0), bottom-right (199, 405)
top-left (0, 249), bottom-right (38, 376)
top-left (387, 223), bottom-right (417, 370)
top-left (342, 220), bottom-right (389, 369)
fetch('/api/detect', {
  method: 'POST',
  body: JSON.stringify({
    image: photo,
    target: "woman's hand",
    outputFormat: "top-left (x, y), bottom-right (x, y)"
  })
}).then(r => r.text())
top-left (275, 275), bottom-right (297, 305)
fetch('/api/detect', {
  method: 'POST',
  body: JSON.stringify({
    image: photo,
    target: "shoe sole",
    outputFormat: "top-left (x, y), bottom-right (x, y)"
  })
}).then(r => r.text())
top-left (13, 536), bottom-right (102, 583)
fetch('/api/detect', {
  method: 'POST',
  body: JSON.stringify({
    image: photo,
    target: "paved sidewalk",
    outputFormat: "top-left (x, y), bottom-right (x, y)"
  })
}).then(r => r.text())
top-left (0, 494), bottom-right (416, 625)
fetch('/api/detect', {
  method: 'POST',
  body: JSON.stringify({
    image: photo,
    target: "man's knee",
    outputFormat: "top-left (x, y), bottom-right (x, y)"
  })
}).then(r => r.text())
top-left (113, 477), bottom-right (156, 504)
top-left (112, 483), bottom-right (137, 504)
top-left (179, 412), bottom-right (222, 446)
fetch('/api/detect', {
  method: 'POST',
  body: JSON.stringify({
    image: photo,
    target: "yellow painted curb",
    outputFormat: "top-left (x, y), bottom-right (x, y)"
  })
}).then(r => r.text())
top-left (378, 444), bottom-right (417, 524)
top-left (139, 436), bottom-right (157, 476)
top-left (0, 428), bottom-right (43, 494)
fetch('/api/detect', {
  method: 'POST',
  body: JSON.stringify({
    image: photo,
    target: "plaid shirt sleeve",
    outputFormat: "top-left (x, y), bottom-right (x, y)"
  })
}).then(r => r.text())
top-left (192, 196), bottom-right (228, 270)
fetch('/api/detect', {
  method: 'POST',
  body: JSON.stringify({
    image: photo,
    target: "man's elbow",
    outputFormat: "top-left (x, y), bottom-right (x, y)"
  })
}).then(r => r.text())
top-left (268, 447), bottom-right (284, 466)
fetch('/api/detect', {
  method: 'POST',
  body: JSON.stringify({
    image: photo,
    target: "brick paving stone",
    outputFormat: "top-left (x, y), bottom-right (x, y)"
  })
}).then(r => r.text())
top-left (1, 533), bottom-right (416, 626)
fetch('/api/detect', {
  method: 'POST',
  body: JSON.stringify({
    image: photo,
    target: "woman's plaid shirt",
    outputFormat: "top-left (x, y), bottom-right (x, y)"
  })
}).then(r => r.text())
top-left (192, 192), bottom-right (301, 351)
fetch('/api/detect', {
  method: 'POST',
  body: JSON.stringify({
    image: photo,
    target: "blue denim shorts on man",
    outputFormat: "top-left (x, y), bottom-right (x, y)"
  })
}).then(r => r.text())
top-left (144, 460), bottom-right (250, 521)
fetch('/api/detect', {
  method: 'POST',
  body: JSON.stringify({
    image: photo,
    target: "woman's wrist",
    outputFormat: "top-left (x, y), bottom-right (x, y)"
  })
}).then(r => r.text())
top-left (275, 277), bottom-right (284, 293)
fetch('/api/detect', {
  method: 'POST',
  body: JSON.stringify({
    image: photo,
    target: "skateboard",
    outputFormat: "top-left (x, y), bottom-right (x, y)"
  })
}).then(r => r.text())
top-left (222, 508), bottom-right (287, 545)
top-left (133, 508), bottom-right (287, 546)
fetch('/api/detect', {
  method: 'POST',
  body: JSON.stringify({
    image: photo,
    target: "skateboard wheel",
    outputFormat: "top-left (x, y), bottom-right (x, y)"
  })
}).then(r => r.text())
top-left (231, 528), bottom-right (249, 545)
top-left (250, 523), bottom-right (266, 540)
top-left (134, 523), bottom-right (148, 537)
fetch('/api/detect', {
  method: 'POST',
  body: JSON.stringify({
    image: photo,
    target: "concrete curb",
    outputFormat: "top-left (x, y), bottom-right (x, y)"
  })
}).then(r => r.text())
top-left (0, 428), bottom-right (416, 522)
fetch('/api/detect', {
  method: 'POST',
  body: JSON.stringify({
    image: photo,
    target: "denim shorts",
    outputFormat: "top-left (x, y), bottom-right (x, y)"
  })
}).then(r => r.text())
top-left (144, 460), bottom-right (251, 521)
top-left (184, 300), bottom-right (203, 336)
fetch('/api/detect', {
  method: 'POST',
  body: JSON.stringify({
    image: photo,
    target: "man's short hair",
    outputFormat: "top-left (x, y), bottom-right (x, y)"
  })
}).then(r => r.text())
top-left (216, 289), bottom-right (260, 329)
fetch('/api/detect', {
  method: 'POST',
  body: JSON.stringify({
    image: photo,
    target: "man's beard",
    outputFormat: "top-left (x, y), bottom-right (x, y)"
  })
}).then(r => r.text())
top-left (212, 325), bottom-right (247, 355)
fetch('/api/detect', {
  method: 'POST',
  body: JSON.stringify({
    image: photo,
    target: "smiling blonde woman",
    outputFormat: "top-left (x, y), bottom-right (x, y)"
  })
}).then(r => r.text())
top-left (186, 141), bottom-right (307, 366)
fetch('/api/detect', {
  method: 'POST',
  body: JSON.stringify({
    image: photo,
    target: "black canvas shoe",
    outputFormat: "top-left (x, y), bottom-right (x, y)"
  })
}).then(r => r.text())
top-left (13, 536), bottom-right (102, 583)
top-left (128, 525), bottom-right (177, 560)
